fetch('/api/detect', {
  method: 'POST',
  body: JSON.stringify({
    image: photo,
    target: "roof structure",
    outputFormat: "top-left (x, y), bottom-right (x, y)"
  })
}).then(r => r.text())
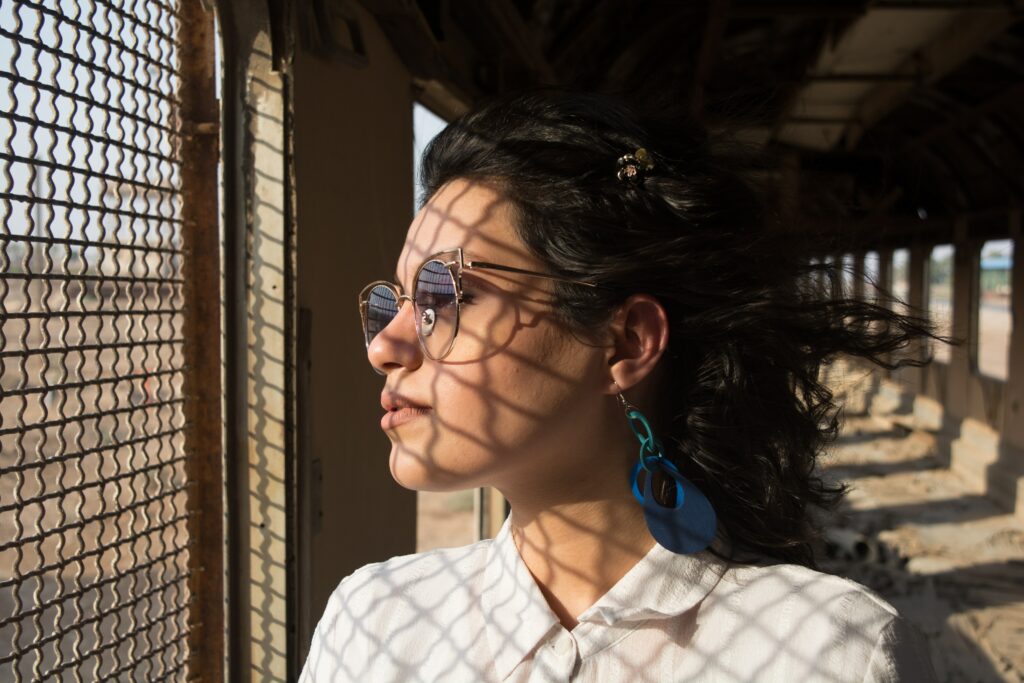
top-left (357, 0), bottom-right (1024, 246)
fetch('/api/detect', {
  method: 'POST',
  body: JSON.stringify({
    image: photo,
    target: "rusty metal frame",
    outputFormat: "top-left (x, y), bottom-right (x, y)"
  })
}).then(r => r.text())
top-left (179, 1), bottom-right (224, 681)
top-left (216, 1), bottom-right (253, 678)
top-left (215, 0), bottom-right (298, 679)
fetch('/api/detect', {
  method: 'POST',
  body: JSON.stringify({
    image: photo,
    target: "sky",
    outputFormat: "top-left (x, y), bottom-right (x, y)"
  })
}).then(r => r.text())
top-left (412, 102), bottom-right (448, 214)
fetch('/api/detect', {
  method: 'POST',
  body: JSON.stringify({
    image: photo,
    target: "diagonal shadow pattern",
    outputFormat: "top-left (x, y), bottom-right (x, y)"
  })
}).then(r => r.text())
top-left (302, 178), bottom-right (936, 682)
top-left (819, 414), bottom-right (1024, 681)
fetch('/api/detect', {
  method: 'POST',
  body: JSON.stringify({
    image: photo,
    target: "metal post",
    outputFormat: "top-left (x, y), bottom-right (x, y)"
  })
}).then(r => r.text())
top-left (179, 2), bottom-right (225, 681)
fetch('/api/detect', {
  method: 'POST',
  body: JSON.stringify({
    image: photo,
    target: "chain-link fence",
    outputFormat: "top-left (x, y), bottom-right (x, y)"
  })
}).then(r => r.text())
top-left (0, 0), bottom-right (192, 679)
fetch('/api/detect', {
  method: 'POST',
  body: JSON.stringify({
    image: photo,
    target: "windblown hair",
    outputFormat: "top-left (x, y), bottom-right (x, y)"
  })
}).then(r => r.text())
top-left (419, 88), bottom-right (945, 567)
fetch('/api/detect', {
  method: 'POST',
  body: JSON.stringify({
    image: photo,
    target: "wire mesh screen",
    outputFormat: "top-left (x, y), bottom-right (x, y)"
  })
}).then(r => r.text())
top-left (0, 0), bottom-right (191, 680)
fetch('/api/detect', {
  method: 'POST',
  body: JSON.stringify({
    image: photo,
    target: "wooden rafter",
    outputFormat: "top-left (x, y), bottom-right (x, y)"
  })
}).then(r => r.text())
top-left (451, 0), bottom-right (558, 86)
top-left (691, 0), bottom-right (732, 120)
top-left (361, 0), bottom-right (477, 103)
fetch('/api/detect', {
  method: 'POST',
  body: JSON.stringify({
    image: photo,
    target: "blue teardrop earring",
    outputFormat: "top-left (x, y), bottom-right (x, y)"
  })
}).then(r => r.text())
top-left (616, 387), bottom-right (717, 555)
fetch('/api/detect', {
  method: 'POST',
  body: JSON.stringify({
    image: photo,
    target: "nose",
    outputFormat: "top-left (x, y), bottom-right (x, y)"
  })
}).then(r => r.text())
top-left (367, 299), bottom-right (424, 375)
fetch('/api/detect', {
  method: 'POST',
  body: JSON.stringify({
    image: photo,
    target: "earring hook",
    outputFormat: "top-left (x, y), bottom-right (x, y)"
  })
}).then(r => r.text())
top-left (612, 380), bottom-right (637, 414)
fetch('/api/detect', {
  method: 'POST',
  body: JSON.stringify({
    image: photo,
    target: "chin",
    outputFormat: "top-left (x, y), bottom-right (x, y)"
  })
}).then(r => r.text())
top-left (388, 444), bottom-right (481, 492)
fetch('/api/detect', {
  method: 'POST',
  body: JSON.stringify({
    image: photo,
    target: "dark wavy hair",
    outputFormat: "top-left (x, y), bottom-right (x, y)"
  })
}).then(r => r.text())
top-left (419, 88), bottom-right (945, 568)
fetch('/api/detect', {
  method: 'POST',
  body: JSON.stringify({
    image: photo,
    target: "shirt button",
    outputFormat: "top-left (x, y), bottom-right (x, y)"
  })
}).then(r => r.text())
top-left (553, 634), bottom-right (573, 655)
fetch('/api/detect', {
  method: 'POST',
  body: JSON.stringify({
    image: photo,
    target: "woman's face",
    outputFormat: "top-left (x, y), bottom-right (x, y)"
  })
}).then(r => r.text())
top-left (368, 178), bottom-right (621, 497)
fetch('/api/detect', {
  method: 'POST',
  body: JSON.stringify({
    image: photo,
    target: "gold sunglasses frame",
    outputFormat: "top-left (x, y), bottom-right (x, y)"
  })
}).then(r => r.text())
top-left (358, 246), bottom-right (601, 362)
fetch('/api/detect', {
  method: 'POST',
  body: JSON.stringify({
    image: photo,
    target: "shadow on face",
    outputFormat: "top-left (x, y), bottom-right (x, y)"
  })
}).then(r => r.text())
top-left (367, 178), bottom-right (617, 498)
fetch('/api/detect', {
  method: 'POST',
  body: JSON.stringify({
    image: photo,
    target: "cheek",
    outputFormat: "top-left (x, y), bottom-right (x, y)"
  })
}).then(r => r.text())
top-left (444, 322), bottom-right (593, 455)
top-left (450, 296), bottom-right (515, 360)
top-left (389, 326), bottom-right (592, 490)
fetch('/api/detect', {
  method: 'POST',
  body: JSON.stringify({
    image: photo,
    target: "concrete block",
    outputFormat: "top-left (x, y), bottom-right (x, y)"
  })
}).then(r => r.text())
top-left (950, 419), bottom-right (1024, 512)
top-left (913, 395), bottom-right (945, 432)
top-left (958, 418), bottom-right (1001, 452)
top-left (870, 379), bottom-right (913, 416)
top-left (1017, 478), bottom-right (1024, 524)
top-left (950, 419), bottom-right (999, 494)
top-left (950, 439), bottom-right (998, 494)
top-left (825, 360), bottom-right (878, 416)
top-left (989, 441), bottom-right (1024, 516)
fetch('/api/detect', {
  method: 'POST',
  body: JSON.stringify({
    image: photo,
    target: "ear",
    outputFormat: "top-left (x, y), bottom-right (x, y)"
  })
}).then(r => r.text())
top-left (604, 294), bottom-right (670, 394)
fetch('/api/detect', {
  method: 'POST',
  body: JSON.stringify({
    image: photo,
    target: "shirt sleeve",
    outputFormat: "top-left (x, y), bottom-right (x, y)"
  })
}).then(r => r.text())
top-left (862, 615), bottom-right (938, 682)
top-left (298, 574), bottom-right (364, 683)
top-left (297, 613), bottom-right (326, 683)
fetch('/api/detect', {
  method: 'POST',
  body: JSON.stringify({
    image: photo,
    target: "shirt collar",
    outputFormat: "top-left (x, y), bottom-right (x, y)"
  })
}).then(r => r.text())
top-left (481, 515), bottom-right (729, 680)
top-left (481, 515), bottom-right (560, 680)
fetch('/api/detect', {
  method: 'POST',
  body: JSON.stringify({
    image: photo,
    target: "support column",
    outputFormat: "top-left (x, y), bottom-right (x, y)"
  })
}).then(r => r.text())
top-left (905, 244), bottom-right (928, 394)
top-left (852, 253), bottom-right (865, 301)
top-left (876, 246), bottom-right (892, 374)
top-left (946, 219), bottom-right (974, 421)
top-left (1003, 209), bottom-right (1024, 449)
top-left (868, 248), bottom-right (906, 414)
top-left (877, 248), bottom-right (893, 300)
top-left (1001, 210), bottom-right (1024, 520)
top-left (948, 222), bottom-right (998, 494)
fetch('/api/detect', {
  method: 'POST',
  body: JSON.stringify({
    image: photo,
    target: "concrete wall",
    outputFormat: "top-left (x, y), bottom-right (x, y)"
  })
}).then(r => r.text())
top-left (860, 210), bottom-right (1024, 522)
top-left (291, 3), bottom-right (417, 660)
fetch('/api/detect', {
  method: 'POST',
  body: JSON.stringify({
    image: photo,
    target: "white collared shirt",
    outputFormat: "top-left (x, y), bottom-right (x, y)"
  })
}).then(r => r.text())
top-left (299, 516), bottom-right (935, 682)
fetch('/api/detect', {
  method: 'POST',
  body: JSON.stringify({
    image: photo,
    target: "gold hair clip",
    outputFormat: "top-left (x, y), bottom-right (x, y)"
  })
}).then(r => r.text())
top-left (616, 147), bottom-right (655, 185)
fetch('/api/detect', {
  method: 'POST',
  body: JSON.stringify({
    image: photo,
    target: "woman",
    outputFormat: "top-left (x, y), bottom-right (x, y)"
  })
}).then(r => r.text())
top-left (300, 89), bottom-right (939, 682)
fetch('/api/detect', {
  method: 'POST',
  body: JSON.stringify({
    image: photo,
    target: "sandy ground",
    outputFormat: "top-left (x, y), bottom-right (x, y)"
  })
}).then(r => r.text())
top-left (819, 415), bottom-right (1024, 682)
top-left (416, 489), bottom-right (477, 553)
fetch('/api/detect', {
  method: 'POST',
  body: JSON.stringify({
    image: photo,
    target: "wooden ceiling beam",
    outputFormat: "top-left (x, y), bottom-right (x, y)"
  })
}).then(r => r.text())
top-left (908, 89), bottom-right (1024, 200)
top-left (918, 144), bottom-right (974, 213)
top-left (799, 214), bottom-right (957, 252)
top-left (799, 203), bottom-right (1020, 252)
top-left (360, 0), bottom-right (477, 103)
top-left (730, 1), bottom-right (1009, 17)
top-left (766, 23), bottom-right (836, 145)
top-left (602, 5), bottom-right (694, 93)
top-left (804, 73), bottom-right (920, 82)
top-left (976, 32), bottom-right (1024, 75)
top-left (451, 0), bottom-right (558, 85)
top-left (547, 4), bottom-right (620, 76)
top-left (363, 0), bottom-right (447, 78)
top-left (729, 2), bottom-right (866, 17)
top-left (844, 6), bottom-right (1014, 150)
top-left (901, 81), bottom-right (1024, 151)
top-left (691, 0), bottom-right (732, 120)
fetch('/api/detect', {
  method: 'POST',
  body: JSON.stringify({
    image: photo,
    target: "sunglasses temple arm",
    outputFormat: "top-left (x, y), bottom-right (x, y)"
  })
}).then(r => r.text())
top-left (465, 260), bottom-right (601, 288)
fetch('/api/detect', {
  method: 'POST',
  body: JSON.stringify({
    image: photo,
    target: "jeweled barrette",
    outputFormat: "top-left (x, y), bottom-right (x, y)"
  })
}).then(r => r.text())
top-left (616, 147), bottom-right (655, 185)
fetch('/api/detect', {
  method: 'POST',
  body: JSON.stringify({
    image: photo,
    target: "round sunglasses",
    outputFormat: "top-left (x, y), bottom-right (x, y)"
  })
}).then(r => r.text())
top-left (358, 247), bottom-right (601, 368)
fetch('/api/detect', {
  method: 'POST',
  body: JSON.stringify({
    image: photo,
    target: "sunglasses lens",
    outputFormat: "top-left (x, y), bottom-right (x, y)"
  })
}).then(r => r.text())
top-left (415, 260), bottom-right (459, 359)
top-left (363, 284), bottom-right (399, 346)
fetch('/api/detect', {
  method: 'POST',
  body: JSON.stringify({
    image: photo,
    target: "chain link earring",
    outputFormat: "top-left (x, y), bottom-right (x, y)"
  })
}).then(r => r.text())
top-left (614, 381), bottom-right (717, 554)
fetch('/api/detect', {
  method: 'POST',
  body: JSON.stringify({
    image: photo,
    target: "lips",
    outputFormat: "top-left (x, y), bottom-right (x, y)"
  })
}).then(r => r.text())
top-left (380, 390), bottom-right (432, 431)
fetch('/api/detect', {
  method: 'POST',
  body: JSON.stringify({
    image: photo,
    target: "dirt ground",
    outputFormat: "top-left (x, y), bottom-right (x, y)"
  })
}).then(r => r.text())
top-left (416, 489), bottom-right (477, 553)
top-left (819, 415), bottom-right (1024, 683)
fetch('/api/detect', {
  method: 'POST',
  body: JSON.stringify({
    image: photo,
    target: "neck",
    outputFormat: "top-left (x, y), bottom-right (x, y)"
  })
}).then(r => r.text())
top-left (505, 489), bottom-right (657, 631)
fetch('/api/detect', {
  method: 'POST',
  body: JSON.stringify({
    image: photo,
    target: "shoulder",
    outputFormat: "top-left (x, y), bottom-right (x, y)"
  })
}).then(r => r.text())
top-left (719, 559), bottom-right (900, 623)
top-left (707, 560), bottom-right (936, 681)
top-left (312, 538), bottom-right (492, 638)
top-left (729, 561), bottom-right (897, 614)
top-left (300, 539), bottom-right (494, 682)
top-left (324, 537), bottom-right (492, 618)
